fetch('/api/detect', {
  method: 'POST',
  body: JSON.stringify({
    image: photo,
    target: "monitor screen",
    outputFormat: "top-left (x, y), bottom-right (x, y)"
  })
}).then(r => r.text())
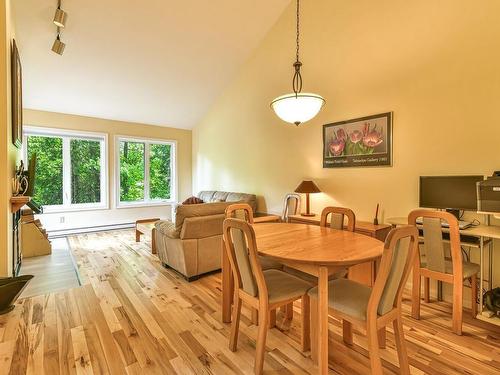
top-left (419, 175), bottom-right (484, 211)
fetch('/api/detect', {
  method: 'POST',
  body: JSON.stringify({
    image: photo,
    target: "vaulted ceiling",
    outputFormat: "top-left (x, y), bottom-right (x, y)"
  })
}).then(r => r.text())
top-left (13, 0), bottom-right (290, 129)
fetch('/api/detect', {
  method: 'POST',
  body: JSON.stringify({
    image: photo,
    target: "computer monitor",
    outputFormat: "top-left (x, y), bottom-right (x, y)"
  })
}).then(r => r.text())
top-left (419, 175), bottom-right (484, 214)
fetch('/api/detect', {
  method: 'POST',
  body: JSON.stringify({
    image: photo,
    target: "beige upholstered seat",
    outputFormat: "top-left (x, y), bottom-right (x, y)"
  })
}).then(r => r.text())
top-left (309, 226), bottom-right (419, 375)
top-left (420, 259), bottom-right (480, 279)
top-left (264, 269), bottom-right (312, 304)
top-left (308, 278), bottom-right (371, 321)
top-left (223, 218), bottom-right (311, 375)
top-left (409, 210), bottom-right (479, 335)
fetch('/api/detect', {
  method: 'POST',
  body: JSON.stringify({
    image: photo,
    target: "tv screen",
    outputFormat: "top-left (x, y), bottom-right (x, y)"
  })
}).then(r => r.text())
top-left (419, 175), bottom-right (484, 211)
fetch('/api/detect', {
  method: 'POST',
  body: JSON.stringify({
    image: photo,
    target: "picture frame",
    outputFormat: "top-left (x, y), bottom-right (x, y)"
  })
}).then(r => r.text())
top-left (323, 112), bottom-right (393, 168)
top-left (11, 39), bottom-right (22, 148)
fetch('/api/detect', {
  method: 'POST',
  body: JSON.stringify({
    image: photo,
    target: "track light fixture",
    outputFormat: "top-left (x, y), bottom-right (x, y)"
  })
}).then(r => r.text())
top-left (53, 0), bottom-right (67, 28)
top-left (52, 29), bottom-right (65, 55)
top-left (51, 0), bottom-right (67, 55)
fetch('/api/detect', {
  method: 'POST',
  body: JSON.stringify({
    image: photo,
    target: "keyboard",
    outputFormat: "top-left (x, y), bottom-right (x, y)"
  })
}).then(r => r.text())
top-left (415, 218), bottom-right (472, 230)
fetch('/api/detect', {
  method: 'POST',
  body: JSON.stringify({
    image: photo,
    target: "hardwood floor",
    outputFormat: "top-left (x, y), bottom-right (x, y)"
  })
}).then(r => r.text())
top-left (19, 238), bottom-right (81, 298)
top-left (1, 229), bottom-right (499, 374)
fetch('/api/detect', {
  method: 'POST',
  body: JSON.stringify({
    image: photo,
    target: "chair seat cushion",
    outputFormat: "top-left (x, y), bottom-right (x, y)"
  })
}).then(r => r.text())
top-left (263, 269), bottom-right (312, 305)
top-left (308, 278), bottom-right (372, 321)
top-left (259, 256), bottom-right (283, 271)
top-left (420, 259), bottom-right (480, 279)
top-left (283, 266), bottom-right (347, 285)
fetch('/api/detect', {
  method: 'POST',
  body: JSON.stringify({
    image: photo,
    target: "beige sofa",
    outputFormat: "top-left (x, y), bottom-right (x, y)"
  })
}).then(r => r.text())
top-left (155, 191), bottom-right (257, 280)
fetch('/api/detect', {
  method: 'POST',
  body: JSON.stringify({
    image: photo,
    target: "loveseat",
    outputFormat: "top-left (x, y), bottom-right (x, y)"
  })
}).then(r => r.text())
top-left (155, 191), bottom-right (257, 280)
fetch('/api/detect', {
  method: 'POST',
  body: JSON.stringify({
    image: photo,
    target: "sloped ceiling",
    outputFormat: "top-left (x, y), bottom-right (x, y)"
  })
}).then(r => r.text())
top-left (13, 0), bottom-right (290, 129)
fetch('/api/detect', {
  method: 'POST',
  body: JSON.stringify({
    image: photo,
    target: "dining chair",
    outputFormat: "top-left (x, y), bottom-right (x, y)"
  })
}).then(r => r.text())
top-left (283, 206), bottom-right (357, 321)
top-left (223, 218), bottom-right (312, 375)
top-left (408, 209), bottom-right (479, 335)
top-left (308, 225), bottom-right (419, 375)
top-left (225, 203), bottom-right (284, 326)
top-left (320, 206), bottom-right (356, 232)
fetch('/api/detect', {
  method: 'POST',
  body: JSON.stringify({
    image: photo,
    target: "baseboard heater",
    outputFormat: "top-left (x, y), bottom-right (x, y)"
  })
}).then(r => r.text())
top-left (48, 222), bottom-right (135, 238)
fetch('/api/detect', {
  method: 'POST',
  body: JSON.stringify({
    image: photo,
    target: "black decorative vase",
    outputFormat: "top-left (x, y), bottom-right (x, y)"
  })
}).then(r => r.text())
top-left (0, 275), bottom-right (33, 314)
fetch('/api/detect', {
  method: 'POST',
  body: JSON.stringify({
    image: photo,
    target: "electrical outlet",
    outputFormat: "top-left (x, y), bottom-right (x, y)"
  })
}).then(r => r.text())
top-left (60, 216), bottom-right (65, 223)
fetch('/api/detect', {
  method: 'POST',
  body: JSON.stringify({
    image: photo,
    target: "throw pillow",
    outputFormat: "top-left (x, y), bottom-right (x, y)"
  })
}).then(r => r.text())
top-left (182, 196), bottom-right (204, 205)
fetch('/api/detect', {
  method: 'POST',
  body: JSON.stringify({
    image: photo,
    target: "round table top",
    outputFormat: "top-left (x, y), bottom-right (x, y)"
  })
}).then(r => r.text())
top-left (253, 223), bottom-right (384, 266)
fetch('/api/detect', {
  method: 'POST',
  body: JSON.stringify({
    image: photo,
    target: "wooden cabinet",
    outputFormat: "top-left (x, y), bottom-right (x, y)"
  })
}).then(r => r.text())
top-left (288, 214), bottom-right (391, 286)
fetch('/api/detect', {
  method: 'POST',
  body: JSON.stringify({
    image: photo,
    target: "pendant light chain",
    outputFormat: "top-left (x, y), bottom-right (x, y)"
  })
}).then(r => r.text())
top-left (292, 0), bottom-right (303, 97)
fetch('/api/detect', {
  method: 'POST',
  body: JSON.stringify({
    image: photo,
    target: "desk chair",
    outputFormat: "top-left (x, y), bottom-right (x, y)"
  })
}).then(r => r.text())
top-left (223, 218), bottom-right (312, 375)
top-left (409, 210), bottom-right (479, 335)
top-left (309, 226), bottom-right (418, 375)
top-left (225, 203), bottom-right (283, 326)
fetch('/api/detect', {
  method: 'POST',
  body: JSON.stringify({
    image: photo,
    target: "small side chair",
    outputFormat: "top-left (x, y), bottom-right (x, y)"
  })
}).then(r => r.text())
top-left (308, 225), bottom-right (419, 374)
top-left (223, 218), bottom-right (312, 375)
top-left (408, 209), bottom-right (479, 335)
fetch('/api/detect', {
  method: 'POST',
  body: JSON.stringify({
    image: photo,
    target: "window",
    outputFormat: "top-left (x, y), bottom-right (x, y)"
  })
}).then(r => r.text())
top-left (116, 136), bottom-right (176, 207)
top-left (23, 127), bottom-right (108, 212)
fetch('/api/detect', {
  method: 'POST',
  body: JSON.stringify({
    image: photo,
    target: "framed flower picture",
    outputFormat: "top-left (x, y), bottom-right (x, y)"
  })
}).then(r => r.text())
top-left (323, 112), bottom-right (392, 168)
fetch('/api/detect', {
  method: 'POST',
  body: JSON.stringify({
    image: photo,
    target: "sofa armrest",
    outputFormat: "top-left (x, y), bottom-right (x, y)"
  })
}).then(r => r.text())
top-left (155, 220), bottom-right (179, 239)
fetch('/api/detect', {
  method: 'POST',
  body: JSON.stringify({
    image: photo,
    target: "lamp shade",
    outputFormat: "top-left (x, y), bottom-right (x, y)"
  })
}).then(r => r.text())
top-left (294, 180), bottom-right (321, 194)
top-left (271, 93), bottom-right (325, 125)
top-left (52, 37), bottom-right (65, 55)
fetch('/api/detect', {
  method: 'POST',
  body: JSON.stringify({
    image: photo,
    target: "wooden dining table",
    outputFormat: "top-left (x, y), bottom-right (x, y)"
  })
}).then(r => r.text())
top-left (221, 222), bottom-right (384, 374)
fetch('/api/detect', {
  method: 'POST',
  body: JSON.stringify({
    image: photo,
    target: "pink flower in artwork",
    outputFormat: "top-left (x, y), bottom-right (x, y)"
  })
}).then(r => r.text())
top-left (349, 130), bottom-right (363, 144)
top-left (362, 126), bottom-right (384, 148)
top-left (336, 128), bottom-right (347, 141)
top-left (329, 138), bottom-right (345, 156)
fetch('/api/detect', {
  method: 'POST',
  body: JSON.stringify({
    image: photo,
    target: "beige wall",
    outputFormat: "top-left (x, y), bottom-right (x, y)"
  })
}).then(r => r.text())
top-left (24, 109), bottom-right (192, 231)
top-left (0, 0), bottom-right (20, 277)
top-left (193, 0), bottom-right (500, 299)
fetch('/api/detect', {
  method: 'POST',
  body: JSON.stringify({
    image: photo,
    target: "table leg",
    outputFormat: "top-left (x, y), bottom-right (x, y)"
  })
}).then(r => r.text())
top-left (479, 236), bottom-right (484, 315)
top-left (222, 244), bottom-right (233, 323)
top-left (318, 266), bottom-right (329, 375)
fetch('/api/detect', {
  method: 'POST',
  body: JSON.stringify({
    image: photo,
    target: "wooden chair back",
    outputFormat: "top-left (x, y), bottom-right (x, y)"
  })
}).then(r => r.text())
top-left (320, 207), bottom-right (356, 232)
top-left (282, 193), bottom-right (301, 222)
top-left (222, 218), bottom-right (267, 299)
top-left (408, 209), bottom-right (462, 277)
top-left (367, 226), bottom-right (419, 317)
top-left (225, 203), bottom-right (254, 224)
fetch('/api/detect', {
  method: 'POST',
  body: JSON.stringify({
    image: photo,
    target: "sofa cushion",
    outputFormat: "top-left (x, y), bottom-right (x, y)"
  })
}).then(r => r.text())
top-left (155, 220), bottom-right (178, 238)
top-left (197, 191), bottom-right (216, 202)
top-left (226, 192), bottom-right (257, 212)
top-left (212, 191), bottom-right (229, 202)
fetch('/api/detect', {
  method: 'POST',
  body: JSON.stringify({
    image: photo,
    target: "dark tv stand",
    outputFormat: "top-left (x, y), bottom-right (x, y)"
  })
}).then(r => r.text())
top-left (446, 208), bottom-right (460, 219)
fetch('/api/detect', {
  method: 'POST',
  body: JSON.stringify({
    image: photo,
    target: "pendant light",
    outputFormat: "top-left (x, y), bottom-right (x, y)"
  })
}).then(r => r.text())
top-left (271, 0), bottom-right (325, 126)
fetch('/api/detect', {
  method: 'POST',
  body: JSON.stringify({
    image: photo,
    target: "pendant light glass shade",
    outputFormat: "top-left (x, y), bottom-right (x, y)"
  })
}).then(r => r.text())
top-left (271, 93), bottom-right (325, 126)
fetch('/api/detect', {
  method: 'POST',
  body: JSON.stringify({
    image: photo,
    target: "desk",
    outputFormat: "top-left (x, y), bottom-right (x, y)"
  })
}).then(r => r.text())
top-left (288, 214), bottom-right (391, 286)
top-left (225, 223), bottom-right (384, 375)
top-left (386, 217), bottom-right (500, 325)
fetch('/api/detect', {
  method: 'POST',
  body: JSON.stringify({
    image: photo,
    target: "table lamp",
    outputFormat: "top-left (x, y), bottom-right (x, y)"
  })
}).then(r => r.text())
top-left (294, 180), bottom-right (321, 217)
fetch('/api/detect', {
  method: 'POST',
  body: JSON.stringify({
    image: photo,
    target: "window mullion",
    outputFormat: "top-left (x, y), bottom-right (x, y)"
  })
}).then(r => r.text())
top-left (144, 142), bottom-right (150, 202)
top-left (63, 137), bottom-right (71, 207)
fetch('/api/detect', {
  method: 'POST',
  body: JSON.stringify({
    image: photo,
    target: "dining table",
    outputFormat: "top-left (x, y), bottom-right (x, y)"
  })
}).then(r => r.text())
top-left (221, 222), bottom-right (385, 374)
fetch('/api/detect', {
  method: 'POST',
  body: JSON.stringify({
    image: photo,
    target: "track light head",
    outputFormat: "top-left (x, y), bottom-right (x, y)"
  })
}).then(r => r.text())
top-left (53, 4), bottom-right (67, 27)
top-left (51, 35), bottom-right (65, 55)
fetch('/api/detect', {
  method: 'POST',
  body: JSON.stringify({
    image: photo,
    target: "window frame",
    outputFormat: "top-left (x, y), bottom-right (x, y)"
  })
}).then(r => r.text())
top-left (23, 126), bottom-right (109, 213)
top-left (115, 135), bottom-right (177, 208)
